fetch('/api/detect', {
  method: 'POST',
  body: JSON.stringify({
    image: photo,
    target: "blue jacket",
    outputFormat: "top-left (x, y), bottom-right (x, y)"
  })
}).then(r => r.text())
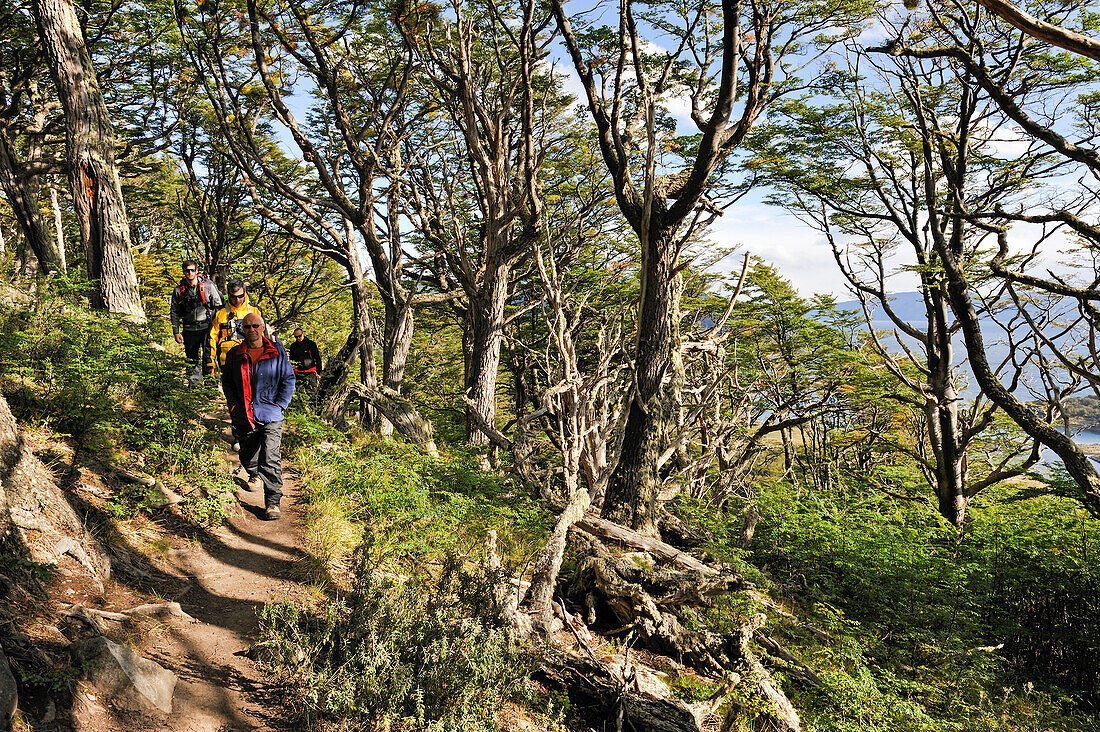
top-left (222, 337), bottom-right (295, 427)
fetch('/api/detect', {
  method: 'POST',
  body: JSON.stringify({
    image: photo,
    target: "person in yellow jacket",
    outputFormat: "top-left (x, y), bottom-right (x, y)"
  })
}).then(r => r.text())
top-left (208, 279), bottom-right (267, 372)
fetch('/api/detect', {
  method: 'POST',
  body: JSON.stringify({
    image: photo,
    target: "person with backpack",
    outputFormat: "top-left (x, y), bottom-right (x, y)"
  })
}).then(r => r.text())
top-left (222, 311), bottom-right (295, 520)
top-left (170, 260), bottom-right (223, 383)
top-left (208, 279), bottom-right (267, 373)
top-left (288, 328), bottom-right (323, 399)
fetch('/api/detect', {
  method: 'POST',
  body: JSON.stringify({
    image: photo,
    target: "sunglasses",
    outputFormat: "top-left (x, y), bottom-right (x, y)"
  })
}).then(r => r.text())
top-left (242, 324), bottom-right (263, 330)
top-left (183, 267), bottom-right (197, 273)
top-left (228, 293), bottom-right (245, 300)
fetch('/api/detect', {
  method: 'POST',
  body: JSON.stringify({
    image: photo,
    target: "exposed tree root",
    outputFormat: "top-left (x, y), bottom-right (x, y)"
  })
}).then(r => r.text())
top-left (560, 525), bottom-right (805, 732)
top-left (534, 648), bottom-right (706, 732)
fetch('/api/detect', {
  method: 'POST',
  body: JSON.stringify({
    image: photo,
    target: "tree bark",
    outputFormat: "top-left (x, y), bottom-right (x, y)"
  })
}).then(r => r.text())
top-left (923, 286), bottom-right (968, 527)
top-left (0, 129), bottom-right (63, 274)
top-left (31, 0), bottom-right (144, 320)
top-left (14, 229), bottom-right (39, 278)
top-left (602, 224), bottom-right (675, 536)
top-left (973, 0), bottom-right (1100, 62)
top-left (49, 179), bottom-right (67, 271)
top-left (523, 488), bottom-right (591, 633)
top-left (465, 258), bottom-right (512, 446)
top-left (380, 297), bottom-right (414, 435)
top-left (535, 649), bottom-right (705, 732)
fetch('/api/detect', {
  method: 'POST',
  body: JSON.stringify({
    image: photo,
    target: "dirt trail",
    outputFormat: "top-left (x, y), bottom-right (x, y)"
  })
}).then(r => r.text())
top-left (84, 417), bottom-right (310, 731)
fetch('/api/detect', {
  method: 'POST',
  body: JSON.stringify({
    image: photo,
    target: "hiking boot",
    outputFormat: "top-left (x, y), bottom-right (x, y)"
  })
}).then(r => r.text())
top-left (247, 474), bottom-right (264, 492)
top-left (264, 505), bottom-right (281, 521)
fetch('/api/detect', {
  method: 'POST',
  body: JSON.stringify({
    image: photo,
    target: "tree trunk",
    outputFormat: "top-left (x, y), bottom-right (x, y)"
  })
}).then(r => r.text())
top-left (31, 0), bottom-right (144, 320)
top-left (601, 226), bottom-right (675, 536)
top-left (14, 230), bottom-right (39, 278)
top-left (926, 309), bottom-right (967, 527)
top-left (0, 130), bottom-right (63, 274)
top-left (49, 179), bottom-right (67, 271)
top-left (912, 281), bottom-right (969, 527)
top-left (465, 258), bottom-right (512, 447)
top-left (319, 248), bottom-right (378, 426)
top-left (380, 298), bottom-right (414, 436)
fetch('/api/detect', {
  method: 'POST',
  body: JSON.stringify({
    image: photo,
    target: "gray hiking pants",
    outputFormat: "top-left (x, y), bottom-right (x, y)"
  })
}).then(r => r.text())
top-left (236, 420), bottom-right (284, 508)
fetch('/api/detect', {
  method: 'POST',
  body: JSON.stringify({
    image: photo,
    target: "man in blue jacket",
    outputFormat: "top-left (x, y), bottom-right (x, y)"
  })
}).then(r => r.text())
top-left (222, 312), bottom-right (295, 520)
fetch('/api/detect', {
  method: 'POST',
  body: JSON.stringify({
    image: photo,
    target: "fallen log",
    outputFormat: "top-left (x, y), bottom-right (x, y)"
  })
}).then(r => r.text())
top-left (574, 516), bottom-right (722, 576)
top-left (535, 649), bottom-right (703, 732)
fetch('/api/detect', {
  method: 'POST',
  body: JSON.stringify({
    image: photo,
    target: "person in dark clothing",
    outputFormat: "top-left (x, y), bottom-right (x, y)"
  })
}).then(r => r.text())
top-left (222, 312), bottom-right (295, 520)
top-left (288, 328), bottom-right (323, 398)
top-left (170, 260), bottom-right (223, 382)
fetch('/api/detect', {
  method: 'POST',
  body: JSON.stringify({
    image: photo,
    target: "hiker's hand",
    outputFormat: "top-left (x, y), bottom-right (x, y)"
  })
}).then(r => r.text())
top-left (174, 333), bottom-right (183, 344)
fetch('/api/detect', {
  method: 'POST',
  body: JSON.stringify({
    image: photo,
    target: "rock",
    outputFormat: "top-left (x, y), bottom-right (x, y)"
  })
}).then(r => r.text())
top-left (71, 636), bottom-right (177, 716)
top-left (54, 536), bottom-right (99, 574)
top-left (0, 648), bottom-right (17, 727)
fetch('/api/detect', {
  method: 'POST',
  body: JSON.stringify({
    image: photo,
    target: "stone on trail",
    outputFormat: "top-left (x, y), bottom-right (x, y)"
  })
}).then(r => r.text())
top-left (0, 648), bottom-right (17, 727)
top-left (71, 636), bottom-right (177, 715)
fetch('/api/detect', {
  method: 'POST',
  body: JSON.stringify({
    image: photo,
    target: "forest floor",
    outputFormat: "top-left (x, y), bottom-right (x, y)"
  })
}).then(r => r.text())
top-left (49, 413), bottom-right (314, 732)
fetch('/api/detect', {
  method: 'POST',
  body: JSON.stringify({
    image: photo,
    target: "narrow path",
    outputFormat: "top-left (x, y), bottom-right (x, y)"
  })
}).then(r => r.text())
top-left (144, 417), bottom-right (310, 731)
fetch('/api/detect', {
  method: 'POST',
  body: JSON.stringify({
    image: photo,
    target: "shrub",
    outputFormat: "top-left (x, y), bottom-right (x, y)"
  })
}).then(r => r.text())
top-left (0, 296), bottom-right (212, 475)
top-left (258, 548), bottom-right (528, 731)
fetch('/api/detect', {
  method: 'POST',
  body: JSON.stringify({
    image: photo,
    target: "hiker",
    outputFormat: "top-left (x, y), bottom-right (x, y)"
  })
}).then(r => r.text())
top-left (208, 279), bottom-right (266, 373)
top-left (170, 260), bottom-right (222, 383)
top-left (288, 328), bottom-right (323, 398)
top-left (222, 311), bottom-right (295, 520)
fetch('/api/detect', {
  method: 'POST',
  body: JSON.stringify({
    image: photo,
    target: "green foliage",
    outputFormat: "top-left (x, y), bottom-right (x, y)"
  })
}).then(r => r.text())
top-left (287, 411), bottom-right (549, 569)
top-left (724, 476), bottom-right (1100, 731)
top-left (257, 550), bottom-right (532, 731)
top-left (670, 673), bottom-right (718, 702)
top-left (0, 294), bottom-right (212, 474)
top-left (0, 553), bottom-right (54, 584)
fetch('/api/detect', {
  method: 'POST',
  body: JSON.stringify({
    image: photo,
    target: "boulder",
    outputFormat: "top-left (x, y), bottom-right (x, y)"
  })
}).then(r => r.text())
top-left (71, 636), bottom-right (177, 715)
top-left (0, 648), bottom-right (16, 727)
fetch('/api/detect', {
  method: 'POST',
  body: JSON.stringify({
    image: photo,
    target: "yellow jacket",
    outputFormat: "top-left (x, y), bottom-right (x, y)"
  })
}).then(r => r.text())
top-left (208, 296), bottom-right (264, 370)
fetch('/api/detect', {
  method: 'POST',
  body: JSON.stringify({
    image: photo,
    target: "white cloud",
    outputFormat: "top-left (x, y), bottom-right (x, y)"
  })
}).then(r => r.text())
top-left (705, 207), bottom-right (855, 298)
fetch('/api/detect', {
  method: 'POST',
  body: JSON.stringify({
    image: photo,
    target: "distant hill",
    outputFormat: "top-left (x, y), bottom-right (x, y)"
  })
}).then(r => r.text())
top-left (837, 291), bottom-right (929, 326)
top-left (836, 291), bottom-right (1083, 401)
